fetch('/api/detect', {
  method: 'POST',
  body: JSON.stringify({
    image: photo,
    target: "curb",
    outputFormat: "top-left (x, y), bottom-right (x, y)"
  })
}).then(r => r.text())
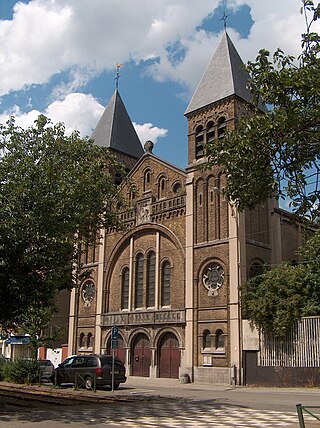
top-left (0, 382), bottom-right (134, 406)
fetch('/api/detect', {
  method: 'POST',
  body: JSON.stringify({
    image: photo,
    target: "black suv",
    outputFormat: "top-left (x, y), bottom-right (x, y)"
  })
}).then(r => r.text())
top-left (50, 354), bottom-right (126, 390)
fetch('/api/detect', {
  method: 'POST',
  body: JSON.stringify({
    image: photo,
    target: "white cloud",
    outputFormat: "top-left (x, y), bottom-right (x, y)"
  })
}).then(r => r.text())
top-left (0, 0), bottom-right (216, 96)
top-left (133, 122), bottom-right (168, 145)
top-left (45, 93), bottom-right (104, 136)
top-left (0, 93), bottom-right (103, 136)
top-left (0, 0), bottom-right (310, 98)
top-left (0, 93), bottom-right (168, 144)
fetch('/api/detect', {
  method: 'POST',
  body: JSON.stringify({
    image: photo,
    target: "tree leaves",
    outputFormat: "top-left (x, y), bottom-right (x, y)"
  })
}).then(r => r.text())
top-left (0, 115), bottom-right (124, 328)
top-left (206, 2), bottom-right (320, 222)
top-left (242, 229), bottom-right (320, 340)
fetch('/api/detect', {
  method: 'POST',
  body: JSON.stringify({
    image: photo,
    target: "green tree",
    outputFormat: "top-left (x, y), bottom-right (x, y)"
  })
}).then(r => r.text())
top-left (206, 0), bottom-right (320, 221)
top-left (204, 1), bottom-right (320, 338)
top-left (243, 229), bottom-right (320, 340)
top-left (0, 115), bottom-right (123, 329)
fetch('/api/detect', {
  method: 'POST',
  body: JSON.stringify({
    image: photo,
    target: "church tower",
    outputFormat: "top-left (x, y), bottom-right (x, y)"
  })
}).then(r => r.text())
top-left (68, 89), bottom-right (144, 356)
top-left (184, 31), bottom-right (265, 384)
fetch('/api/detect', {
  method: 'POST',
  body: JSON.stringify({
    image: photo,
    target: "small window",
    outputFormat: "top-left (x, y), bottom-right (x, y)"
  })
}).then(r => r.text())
top-left (158, 175), bottom-right (166, 199)
top-left (144, 170), bottom-right (151, 191)
top-left (218, 117), bottom-right (226, 139)
top-left (146, 251), bottom-right (156, 307)
top-left (161, 261), bottom-right (171, 306)
top-left (173, 182), bottom-right (182, 194)
top-left (195, 126), bottom-right (204, 159)
top-left (87, 333), bottom-right (93, 349)
top-left (121, 267), bottom-right (129, 310)
top-left (203, 330), bottom-right (211, 349)
top-left (216, 330), bottom-right (224, 349)
top-left (130, 187), bottom-right (136, 200)
top-left (135, 253), bottom-right (144, 308)
top-left (206, 121), bottom-right (215, 143)
top-left (199, 193), bottom-right (202, 206)
top-left (79, 333), bottom-right (85, 348)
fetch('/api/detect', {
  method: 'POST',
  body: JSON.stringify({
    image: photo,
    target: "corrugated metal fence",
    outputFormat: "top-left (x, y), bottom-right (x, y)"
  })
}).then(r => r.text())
top-left (259, 317), bottom-right (320, 367)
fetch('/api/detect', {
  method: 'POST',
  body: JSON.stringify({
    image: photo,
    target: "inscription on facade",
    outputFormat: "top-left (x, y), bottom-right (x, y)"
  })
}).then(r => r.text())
top-left (102, 310), bottom-right (185, 326)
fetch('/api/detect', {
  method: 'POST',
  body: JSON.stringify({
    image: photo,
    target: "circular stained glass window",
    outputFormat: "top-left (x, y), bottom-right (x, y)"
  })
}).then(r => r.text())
top-left (82, 281), bottom-right (95, 307)
top-left (202, 263), bottom-right (225, 296)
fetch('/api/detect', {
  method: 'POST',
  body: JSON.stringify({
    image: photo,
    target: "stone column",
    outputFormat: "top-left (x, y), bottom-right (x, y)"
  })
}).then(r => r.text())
top-left (95, 228), bottom-right (106, 354)
top-left (184, 172), bottom-right (194, 379)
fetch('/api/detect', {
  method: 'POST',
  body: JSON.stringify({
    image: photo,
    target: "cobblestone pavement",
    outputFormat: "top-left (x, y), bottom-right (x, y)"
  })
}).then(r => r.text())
top-left (0, 396), bottom-right (308, 427)
top-left (1, 379), bottom-right (320, 427)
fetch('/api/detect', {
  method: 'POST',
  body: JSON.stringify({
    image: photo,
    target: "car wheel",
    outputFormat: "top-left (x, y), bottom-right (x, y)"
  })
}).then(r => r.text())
top-left (85, 376), bottom-right (94, 390)
top-left (113, 382), bottom-right (120, 390)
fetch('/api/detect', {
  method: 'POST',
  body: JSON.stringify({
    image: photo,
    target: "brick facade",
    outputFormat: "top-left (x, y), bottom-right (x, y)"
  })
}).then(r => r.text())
top-left (67, 34), bottom-right (306, 385)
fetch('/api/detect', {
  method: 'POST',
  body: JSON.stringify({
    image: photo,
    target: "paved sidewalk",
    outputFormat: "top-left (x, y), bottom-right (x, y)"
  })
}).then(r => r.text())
top-left (1, 378), bottom-right (320, 427)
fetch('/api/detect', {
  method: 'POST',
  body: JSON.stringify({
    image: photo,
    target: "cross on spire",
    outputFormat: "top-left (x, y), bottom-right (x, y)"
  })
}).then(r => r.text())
top-left (221, 11), bottom-right (229, 31)
top-left (115, 63), bottom-right (123, 90)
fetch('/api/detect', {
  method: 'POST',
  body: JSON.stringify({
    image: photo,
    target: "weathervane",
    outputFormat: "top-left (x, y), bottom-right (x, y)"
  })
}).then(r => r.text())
top-left (220, 11), bottom-right (229, 30)
top-left (115, 63), bottom-right (123, 90)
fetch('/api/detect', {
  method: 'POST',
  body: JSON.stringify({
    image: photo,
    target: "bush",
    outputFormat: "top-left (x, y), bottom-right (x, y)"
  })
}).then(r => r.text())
top-left (0, 357), bottom-right (8, 381)
top-left (2, 359), bottom-right (41, 384)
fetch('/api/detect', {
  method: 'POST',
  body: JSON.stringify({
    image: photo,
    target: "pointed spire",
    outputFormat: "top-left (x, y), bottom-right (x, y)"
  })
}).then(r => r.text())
top-left (91, 90), bottom-right (144, 159)
top-left (185, 32), bottom-right (265, 115)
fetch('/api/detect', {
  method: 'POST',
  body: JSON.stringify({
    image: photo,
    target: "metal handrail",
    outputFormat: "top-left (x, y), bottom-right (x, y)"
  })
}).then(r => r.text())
top-left (74, 372), bottom-right (97, 392)
top-left (296, 404), bottom-right (320, 427)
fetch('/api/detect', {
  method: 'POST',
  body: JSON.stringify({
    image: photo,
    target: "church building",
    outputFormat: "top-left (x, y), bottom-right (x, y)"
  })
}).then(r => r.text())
top-left (67, 32), bottom-right (305, 385)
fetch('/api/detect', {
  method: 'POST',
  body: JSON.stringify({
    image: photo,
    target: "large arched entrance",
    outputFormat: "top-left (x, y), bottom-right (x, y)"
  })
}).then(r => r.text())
top-left (158, 332), bottom-right (180, 378)
top-left (106, 334), bottom-right (125, 364)
top-left (131, 333), bottom-right (151, 377)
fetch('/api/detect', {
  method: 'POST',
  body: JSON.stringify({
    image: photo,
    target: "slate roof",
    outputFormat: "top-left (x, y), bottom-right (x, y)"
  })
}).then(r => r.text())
top-left (185, 31), bottom-right (265, 115)
top-left (91, 90), bottom-right (144, 159)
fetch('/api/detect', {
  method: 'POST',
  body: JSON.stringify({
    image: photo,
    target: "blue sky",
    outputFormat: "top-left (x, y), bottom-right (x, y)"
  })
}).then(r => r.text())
top-left (0, 0), bottom-right (308, 169)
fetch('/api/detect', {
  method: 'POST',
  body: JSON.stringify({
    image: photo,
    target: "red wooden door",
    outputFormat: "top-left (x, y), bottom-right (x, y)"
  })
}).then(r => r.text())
top-left (132, 334), bottom-right (151, 377)
top-left (159, 332), bottom-right (180, 378)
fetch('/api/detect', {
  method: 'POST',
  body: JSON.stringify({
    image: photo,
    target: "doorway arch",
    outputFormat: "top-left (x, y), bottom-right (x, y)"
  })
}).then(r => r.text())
top-left (131, 333), bottom-right (151, 377)
top-left (158, 332), bottom-right (180, 378)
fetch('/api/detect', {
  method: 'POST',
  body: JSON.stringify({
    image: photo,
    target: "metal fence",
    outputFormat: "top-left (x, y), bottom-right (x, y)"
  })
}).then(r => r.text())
top-left (296, 404), bottom-right (320, 428)
top-left (259, 317), bottom-right (320, 367)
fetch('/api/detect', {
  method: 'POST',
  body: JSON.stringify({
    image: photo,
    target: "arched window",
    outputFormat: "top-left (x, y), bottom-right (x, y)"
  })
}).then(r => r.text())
top-left (130, 186), bottom-right (136, 202)
top-left (215, 329), bottom-right (224, 349)
top-left (218, 117), bottom-right (226, 139)
top-left (146, 251), bottom-right (156, 307)
top-left (248, 262), bottom-right (264, 279)
top-left (158, 175), bottom-right (166, 199)
top-left (172, 182), bottom-right (182, 194)
top-left (144, 169), bottom-right (151, 191)
top-left (195, 125), bottom-right (204, 159)
top-left (79, 333), bottom-right (85, 348)
top-left (87, 332), bottom-right (93, 349)
top-left (121, 267), bottom-right (129, 310)
top-left (135, 253), bottom-right (144, 308)
top-left (161, 261), bottom-right (171, 306)
top-left (203, 330), bottom-right (211, 349)
top-left (206, 121), bottom-right (215, 143)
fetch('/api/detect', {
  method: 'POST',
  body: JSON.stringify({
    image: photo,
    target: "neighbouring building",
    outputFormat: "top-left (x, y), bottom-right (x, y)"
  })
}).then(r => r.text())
top-left (67, 31), bottom-right (310, 385)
